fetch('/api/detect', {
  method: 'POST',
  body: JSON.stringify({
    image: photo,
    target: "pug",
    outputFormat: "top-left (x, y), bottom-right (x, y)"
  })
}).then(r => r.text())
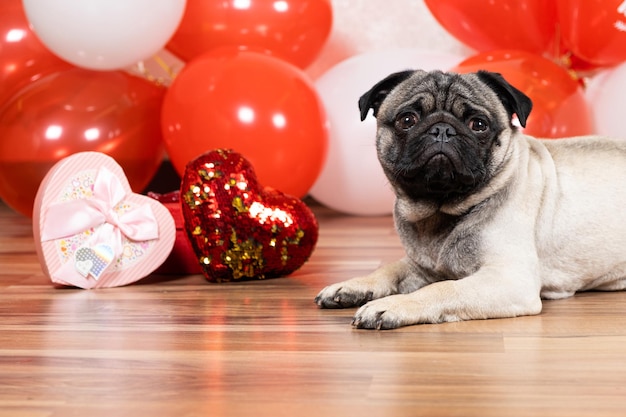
top-left (314, 69), bottom-right (626, 330)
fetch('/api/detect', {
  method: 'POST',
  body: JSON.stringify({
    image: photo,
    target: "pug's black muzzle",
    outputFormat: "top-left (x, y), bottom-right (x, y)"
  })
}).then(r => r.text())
top-left (393, 121), bottom-right (485, 199)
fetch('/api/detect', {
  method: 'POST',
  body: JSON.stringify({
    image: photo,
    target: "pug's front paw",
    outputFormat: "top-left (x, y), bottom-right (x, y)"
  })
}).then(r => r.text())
top-left (351, 295), bottom-right (414, 330)
top-left (314, 282), bottom-right (374, 309)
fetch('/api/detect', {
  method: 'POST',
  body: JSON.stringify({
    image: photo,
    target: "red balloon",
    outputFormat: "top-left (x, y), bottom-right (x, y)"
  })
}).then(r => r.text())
top-left (560, 52), bottom-right (603, 74)
top-left (161, 49), bottom-right (328, 198)
top-left (0, 0), bottom-right (73, 106)
top-left (0, 69), bottom-right (166, 217)
top-left (453, 50), bottom-right (593, 138)
top-left (558, 0), bottom-right (626, 67)
top-left (166, 0), bottom-right (332, 68)
top-left (425, 0), bottom-right (557, 55)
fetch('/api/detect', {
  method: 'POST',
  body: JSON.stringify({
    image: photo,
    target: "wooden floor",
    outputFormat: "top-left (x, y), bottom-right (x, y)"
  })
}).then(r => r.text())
top-left (1, 199), bottom-right (626, 417)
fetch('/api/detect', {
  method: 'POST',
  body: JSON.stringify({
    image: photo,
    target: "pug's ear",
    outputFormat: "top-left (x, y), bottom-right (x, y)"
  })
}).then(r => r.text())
top-left (476, 70), bottom-right (533, 128)
top-left (358, 70), bottom-right (415, 121)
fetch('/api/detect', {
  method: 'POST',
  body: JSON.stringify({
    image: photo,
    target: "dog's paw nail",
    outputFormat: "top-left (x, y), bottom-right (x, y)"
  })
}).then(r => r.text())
top-left (314, 295), bottom-right (327, 308)
top-left (375, 311), bottom-right (387, 330)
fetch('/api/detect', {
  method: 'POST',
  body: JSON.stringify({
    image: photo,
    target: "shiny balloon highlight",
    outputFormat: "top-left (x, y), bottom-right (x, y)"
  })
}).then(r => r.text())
top-left (23, 0), bottom-right (186, 70)
top-left (167, 0), bottom-right (332, 68)
top-left (161, 49), bottom-right (328, 198)
top-left (0, 69), bottom-right (166, 217)
top-left (425, 0), bottom-right (557, 55)
top-left (0, 0), bottom-right (73, 105)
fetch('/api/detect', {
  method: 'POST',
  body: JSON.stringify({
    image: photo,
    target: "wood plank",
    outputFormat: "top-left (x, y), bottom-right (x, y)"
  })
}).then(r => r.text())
top-left (1, 200), bottom-right (626, 416)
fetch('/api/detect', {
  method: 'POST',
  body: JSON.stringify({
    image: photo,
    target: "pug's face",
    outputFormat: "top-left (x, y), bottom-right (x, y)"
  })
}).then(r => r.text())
top-left (359, 70), bottom-right (532, 204)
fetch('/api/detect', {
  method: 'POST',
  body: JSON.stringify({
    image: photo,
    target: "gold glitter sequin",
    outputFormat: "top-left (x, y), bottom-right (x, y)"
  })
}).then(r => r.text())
top-left (222, 229), bottom-right (265, 280)
top-left (232, 196), bottom-right (248, 214)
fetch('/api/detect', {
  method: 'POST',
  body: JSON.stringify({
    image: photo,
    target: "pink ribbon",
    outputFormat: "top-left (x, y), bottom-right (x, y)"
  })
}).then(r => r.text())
top-left (41, 167), bottom-right (158, 244)
top-left (40, 167), bottom-right (159, 287)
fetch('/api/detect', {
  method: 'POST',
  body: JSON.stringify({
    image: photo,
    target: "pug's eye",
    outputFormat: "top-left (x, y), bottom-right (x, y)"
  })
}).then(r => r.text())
top-left (395, 112), bottom-right (419, 130)
top-left (468, 117), bottom-right (489, 132)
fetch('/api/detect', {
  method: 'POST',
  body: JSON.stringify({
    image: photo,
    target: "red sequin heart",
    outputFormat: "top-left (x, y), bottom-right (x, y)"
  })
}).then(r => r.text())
top-left (180, 149), bottom-right (319, 282)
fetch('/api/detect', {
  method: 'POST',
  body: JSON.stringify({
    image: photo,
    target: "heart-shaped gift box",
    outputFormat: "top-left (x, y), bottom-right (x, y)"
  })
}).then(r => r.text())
top-left (33, 152), bottom-right (176, 289)
top-left (181, 149), bottom-right (318, 282)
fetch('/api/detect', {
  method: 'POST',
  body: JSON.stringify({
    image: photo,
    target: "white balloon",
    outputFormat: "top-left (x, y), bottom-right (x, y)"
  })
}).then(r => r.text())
top-left (23, 0), bottom-right (186, 70)
top-left (311, 49), bottom-right (466, 216)
top-left (585, 63), bottom-right (626, 139)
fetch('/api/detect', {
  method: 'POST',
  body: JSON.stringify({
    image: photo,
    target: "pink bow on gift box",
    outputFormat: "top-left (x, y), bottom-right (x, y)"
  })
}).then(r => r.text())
top-left (39, 166), bottom-right (159, 284)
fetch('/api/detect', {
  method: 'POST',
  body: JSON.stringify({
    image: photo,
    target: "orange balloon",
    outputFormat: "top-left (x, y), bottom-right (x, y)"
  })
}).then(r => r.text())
top-left (166, 0), bottom-right (332, 68)
top-left (0, 69), bottom-right (166, 217)
top-left (0, 0), bottom-right (73, 105)
top-left (425, 0), bottom-right (558, 55)
top-left (453, 50), bottom-right (593, 138)
top-left (558, 0), bottom-right (626, 67)
top-left (161, 49), bottom-right (328, 198)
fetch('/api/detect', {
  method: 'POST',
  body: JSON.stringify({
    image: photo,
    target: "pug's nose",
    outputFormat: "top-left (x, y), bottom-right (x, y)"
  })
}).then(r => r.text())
top-left (429, 123), bottom-right (457, 143)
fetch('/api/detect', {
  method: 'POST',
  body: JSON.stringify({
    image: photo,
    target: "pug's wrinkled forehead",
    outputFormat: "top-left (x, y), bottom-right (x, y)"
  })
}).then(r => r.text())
top-left (362, 70), bottom-right (532, 129)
